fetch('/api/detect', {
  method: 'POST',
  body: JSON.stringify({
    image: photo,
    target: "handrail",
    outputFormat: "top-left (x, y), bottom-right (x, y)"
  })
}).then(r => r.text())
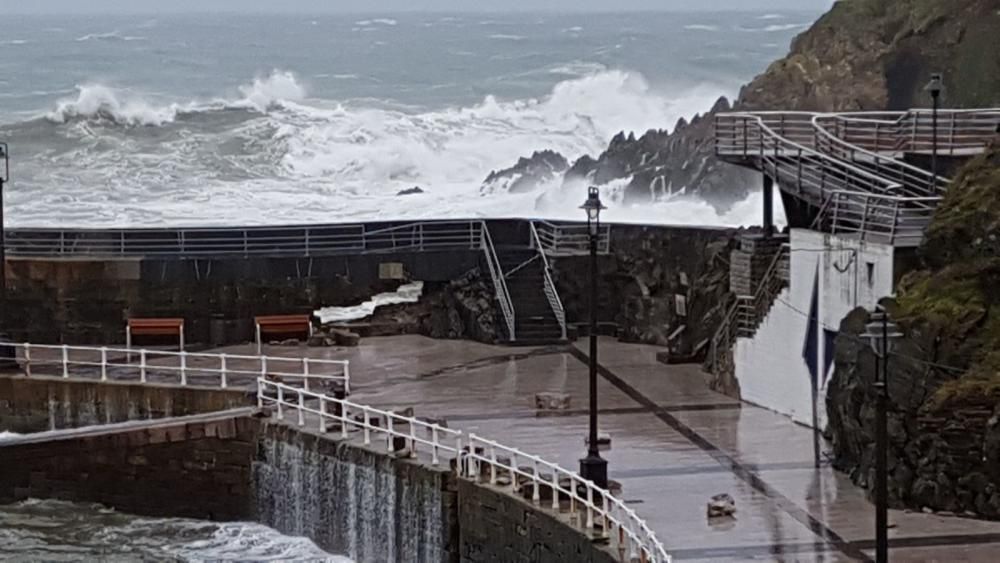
top-left (3, 342), bottom-right (350, 392)
top-left (530, 222), bottom-right (568, 340)
top-left (480, 222), bottom-right (517, 341)
top-left (463, 434), bottom-right (671, 563)
top-left (257, 379), bottom-right (671, 562)
top-left (534, 220), bottom-right (611, 256)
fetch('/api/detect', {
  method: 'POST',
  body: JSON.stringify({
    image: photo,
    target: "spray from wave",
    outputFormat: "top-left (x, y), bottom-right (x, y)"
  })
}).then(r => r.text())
top-left (6, 68), bottom-right (764, 229)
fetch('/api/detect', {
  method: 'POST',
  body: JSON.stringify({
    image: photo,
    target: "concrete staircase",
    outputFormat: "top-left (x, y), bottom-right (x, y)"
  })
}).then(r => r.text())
top-left (497, 249), bottom-right (566, 345)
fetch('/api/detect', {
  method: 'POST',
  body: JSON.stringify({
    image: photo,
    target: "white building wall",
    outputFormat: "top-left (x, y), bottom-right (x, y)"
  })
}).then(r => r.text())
top-left (733, 229), bottom-right (896, 428)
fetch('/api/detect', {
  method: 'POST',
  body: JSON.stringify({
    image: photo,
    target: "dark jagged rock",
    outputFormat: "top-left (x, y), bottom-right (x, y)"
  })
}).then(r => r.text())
top-left (542, 0), bottom-right (1000, 211)
top-left (481, 150), bottom-right (569, 195)
top-left (827, 146), bottom-right (1000, 517)
top-left (397, 186), bottom-right (424, 196)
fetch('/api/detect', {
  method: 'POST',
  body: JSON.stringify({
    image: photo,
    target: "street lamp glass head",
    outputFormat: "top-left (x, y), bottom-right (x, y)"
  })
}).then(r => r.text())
top-left (580, 186), bottom-right (606, 223)
top-left (924, 73), bottom-right (944, 98)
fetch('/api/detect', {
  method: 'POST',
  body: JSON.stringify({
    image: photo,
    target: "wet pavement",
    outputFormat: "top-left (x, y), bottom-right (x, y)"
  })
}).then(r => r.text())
top-left (14, 335), bottom-right (1000, 561)
top-left (240, 335), bottom-right (1000, 562)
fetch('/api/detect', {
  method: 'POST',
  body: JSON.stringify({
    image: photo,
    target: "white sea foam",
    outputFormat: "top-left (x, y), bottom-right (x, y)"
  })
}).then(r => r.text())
top-left (316, 282), bottom-right (424, 324)
top-left (738, 23), bottom-right (810, 33)
top-left (490, 34), bottom-right (525, 41)
top-left (76, 30), bottom-right (146, 42)
top-left (1, 39), bottom-right (29, 45)
top-left (684, 24), bottom-right (720, 32)
top-left (757, 13), bottom-right (786, 20)
top-left (17, 68), bottom-right (755, 229)
top-left (355, 18), bottom-right (397, 26)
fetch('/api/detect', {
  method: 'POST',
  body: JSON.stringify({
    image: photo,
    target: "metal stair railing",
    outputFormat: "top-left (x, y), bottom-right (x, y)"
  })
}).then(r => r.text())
top-left (534, 220), bottom-right (611, 256)
top-left (812, 114), bottom-right (950, 197)
top-left (829, 109), bottom-right (1000, 156)
top-left (810, 190), bottom-right (939, 247)
top-left (480, 222), bottom-right (517, 342)
top-left (530, 221), bottom-right (568, 340)
top-left (716, 113), bottom-right (940, 246)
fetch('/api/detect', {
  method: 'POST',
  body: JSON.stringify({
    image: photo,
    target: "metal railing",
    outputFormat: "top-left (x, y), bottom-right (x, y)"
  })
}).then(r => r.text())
top-left (826, 109), bottom-right (1000, 155)
top-left (480, 223), bottom-right (516, 341)
top-left (256, 379), bottom-right (671, 563)
top-left (2, 342), bottom-right (350, 392)
top-left (715, 113), bottom-right (941, 246)
top-left (810, 191), bottom-right (939, 247)
top-left (530, 222), bottom-right (568, 340)
top-left (534, 220), bottom-right (611, 256)
top-left (3, 220), bottom-right (486, 259)
top-left (463, 434), bottom-right (670, 563)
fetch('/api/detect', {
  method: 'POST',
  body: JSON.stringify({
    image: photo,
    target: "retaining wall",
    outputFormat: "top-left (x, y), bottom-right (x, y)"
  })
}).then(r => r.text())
top-left (0, 375), bottom-right (253, 433)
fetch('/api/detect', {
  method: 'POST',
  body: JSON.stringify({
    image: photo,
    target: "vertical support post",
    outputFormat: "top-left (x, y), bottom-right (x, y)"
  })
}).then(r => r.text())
top-left (532, 459), bottom-right (541, 504)
top-left (179, 323), bottom-right (185, 352)
top-left (256, 323), bottom-right (262, 355)
top-left (180, 351), bottom-right (187, 386)
top-left (126, 326), bottom-right (132, 362)
top-left (386, 416), bottom-right (395, 451)
top-left (261, 356), bottom-right (268, 380)
top-left (62, 345), bottom-right (69, 378)
top-left (409, 422), bottom-right (417, 458)
top-left (490, 447), bottom-right (498, 485)
top-left (220, 355), bottom-right (227, 389)
top-left (763, 174), bottom-right (774, 237)
top-left (431, 426), bottom-right (440, 466)
top-left (297, 391), bottom-right (305, 427)
top-left (100, 346), bottom-right (107, 381)
top-left (319, 398), bottom-right (327, 433)
top-left (551, 471), bottom-right (560, 511)
top-left (303, 358), bottom-right (310, 392)
top-left (341, 403), bottom-right (349, 439)
top-left (931, 93), bottom-right (940, 189)
top-left (363, 409), bottom-right (371, 445)
top-left (343, 362), bottom-right (351, 395)
top-left (586, 485), bottom-right (595, 529)
top-left (23, 343), bottom-right (31, 377)
top-left (276, 385), bottom-right (284, 420)
top-left (140, 349), bottom-right (147, 383)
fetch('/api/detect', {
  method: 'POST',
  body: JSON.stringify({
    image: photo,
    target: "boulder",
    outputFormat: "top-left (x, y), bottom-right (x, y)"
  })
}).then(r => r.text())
top-left (535, 392), bottom-right (571, 410)
top-left (707, 493), bottom-right (736, 518)
top-left (397, 186), bottom-right (424, 196)
top-left (330, 328), bottom-right (360, 347)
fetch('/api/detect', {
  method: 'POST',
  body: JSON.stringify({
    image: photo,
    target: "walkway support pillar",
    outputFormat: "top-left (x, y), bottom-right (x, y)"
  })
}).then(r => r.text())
top-left (763, 174), bottom-right (774, 237)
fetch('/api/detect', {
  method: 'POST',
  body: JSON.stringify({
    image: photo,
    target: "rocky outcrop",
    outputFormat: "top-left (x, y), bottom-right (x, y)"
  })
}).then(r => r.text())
top-left (827, 146), bottom-right (1000, 516)
top-left (552, 225), bottom-right (736, 361)
top-left (481, 150), bottom-right (569, 195)
top-left (539, 0), bottom-right (1000, 210)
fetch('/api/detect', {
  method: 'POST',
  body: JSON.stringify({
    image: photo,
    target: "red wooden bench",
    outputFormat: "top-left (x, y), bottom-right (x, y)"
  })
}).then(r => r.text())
top-left (255, 314), bottom-right (313, 354)
top-left (127, 318), bottom-right (185, 351)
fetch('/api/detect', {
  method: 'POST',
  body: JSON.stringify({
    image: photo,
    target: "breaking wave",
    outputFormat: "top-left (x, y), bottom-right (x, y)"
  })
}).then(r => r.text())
top-left (76, 30), bottom-right (146, 42)
top-left (7, 67), bottom-right (748, 228)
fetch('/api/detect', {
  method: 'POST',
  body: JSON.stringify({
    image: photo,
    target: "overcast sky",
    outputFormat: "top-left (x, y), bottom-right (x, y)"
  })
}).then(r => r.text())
top-left (2, 0), bottom-right (830, 14)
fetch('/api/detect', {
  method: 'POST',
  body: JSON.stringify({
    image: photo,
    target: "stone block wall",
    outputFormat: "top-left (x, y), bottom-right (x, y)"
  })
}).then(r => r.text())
top-left (0, 412), bottom-right (259, 521)
top-left (0, 375), bottom-right (253, 433)
top-left (457, 479), bottom-right (617, 563)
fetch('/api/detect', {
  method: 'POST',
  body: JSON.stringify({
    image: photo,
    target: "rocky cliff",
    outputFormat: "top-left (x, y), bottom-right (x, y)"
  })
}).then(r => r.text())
top-left (499, 0), bottom-right (1000, 211)
top-left (827, 146), bottom-right (1000, 516)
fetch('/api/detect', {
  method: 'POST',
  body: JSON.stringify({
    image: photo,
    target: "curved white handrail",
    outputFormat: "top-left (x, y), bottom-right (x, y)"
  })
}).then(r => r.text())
top-left (257, 379), bottom-right (671, 563)
top-left (530, 221), bottom-right (567, 340)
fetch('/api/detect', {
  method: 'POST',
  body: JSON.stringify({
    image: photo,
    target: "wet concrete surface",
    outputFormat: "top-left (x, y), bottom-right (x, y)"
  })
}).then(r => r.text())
top-left (14, 335), bottom-right (1000, 561)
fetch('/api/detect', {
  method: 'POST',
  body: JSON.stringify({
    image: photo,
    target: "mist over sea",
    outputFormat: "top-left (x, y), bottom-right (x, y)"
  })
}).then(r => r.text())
top-left (0, 11), bottom-right (819, 228)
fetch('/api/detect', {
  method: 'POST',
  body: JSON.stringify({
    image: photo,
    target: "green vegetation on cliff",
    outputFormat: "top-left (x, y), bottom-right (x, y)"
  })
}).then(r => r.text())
top-left (895, 147), bottom-right (1000, 407)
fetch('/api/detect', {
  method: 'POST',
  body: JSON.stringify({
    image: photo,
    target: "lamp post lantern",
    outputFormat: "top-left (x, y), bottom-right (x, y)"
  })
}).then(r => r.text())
top-left (579, 186), bottom-right (608, 489)
top-left (861, 307), bottom-right (903, 563)
top-left (924, 74), bottom-right (944, 188)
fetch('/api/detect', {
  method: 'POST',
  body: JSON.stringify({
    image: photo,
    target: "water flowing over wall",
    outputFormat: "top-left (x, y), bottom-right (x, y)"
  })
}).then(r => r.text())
top-left (252, 423), bottom-right (457, 563)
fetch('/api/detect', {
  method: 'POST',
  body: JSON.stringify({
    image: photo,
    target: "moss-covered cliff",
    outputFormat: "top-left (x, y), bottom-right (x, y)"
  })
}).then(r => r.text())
top-left (827, 145), bottom-right (1000, 516)
top-left (543, 0), bottom-right (1000, 210)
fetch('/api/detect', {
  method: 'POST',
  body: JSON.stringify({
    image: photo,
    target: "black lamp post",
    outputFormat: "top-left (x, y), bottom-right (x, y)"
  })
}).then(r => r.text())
top-left (861, 308), bottom-right (903, 563)
top-left (0, 142), bottom-right (7, 298)
top-left (924, 74), bottom-right (944, 188)
top-left (579, 186), bottom-right (608, 489)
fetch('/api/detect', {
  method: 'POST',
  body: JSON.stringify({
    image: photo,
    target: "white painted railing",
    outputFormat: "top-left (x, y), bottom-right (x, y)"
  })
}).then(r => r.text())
top-left (530, 221), bottom-right (568, 340)
top-left (256, 379), bottom-right (671, 563)
top-left (480, 222), bottom-right (517, 341)
top-left (2, 343), bottom-right (350, 393)
top-left (534, 220), bottom-right (611, 256)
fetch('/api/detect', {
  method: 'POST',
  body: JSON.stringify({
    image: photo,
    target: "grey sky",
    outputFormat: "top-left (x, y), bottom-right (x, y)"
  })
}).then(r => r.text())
top-left (2, 0), bottom-right (830, 14)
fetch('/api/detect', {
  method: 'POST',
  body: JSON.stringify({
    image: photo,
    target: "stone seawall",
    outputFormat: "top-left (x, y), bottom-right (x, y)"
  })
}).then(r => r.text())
top-left (0, 410), bottom-right (259, 521)
top-left (253, 422), bottom-right (459, 563)
top-left (457, 479), bottom-right (617, 563)
top-left (0, 375), bottom-right (253, 433)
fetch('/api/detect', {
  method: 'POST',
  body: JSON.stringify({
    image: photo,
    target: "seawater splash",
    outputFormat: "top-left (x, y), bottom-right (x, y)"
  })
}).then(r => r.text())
top-left (3, 68), bottom-right (753, 228)
top-left (253, 436), bottom-right (446, 563)
top-left (315, 281), bottom-right (424, 324)
top-left (0, 499), bottom-right (347, 562)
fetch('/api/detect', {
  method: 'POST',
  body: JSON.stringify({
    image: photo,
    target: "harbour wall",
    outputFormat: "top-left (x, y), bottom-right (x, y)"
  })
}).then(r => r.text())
top-left (0, 375), bottom-right (252, 433)
top-left (0, 376), bottom-right (620, 562)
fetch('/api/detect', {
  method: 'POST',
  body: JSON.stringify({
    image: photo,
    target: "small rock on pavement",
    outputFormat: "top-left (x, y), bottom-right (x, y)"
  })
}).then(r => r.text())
top-left (707, 493), bottom-right (736, 518)
top-left (535, 392), bottom-right (571, 410)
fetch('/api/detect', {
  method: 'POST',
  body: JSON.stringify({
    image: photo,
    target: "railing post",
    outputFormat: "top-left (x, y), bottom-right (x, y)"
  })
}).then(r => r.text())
top-left (319, 398), bottom-right (327, 433)
top-left (344, 363), bottom-right (351, 395)
top-left (509, 454), bottom-right (518, 491)
top-left (220, 355), bottom-right (228, 389)
top-left (532, 459), bottom-right (541, 504)
top-left (341, 403), bottom-right (349, 439)
top-left (490, 447), bottom-right (498, 485)
top-left (468, 434), bottom-right (479, 479)
top-left (586, 485), bottom-right (595, 529)
top-left (431, 426), bottom-right (440, 466)
top-left (302, 358), bottom-right (310, 392)
top-left (277, 385), bottom-right (284, 420)
top-left (297, 391), bottom-right (305, 426)
top-left (387, 416), bottom-right (395, 451)
top-left (140, 349), bottom-right (147, 383)
top-left (261, 356), bottom-right (268, 380)
top-left (100, 346), bottom-right (108, 381)
top-left (62, 345), bottom-right (69, 378)
top-left (363, 409), bottom-right (371, 445)
top-left (23, 343), bottom-right (31, 377)
top-left (257, 383), bottom-right (264, 408)
top-left (551, 471), bottom-right (560, 511)
top-left (409, 422), bottom-right (417, 458)
top-left (180, 351), bottom-right (187, 386)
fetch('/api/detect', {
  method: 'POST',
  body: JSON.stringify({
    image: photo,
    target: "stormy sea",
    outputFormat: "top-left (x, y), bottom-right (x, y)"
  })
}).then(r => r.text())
top-left (0, 11), bottom-right (820, 228)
